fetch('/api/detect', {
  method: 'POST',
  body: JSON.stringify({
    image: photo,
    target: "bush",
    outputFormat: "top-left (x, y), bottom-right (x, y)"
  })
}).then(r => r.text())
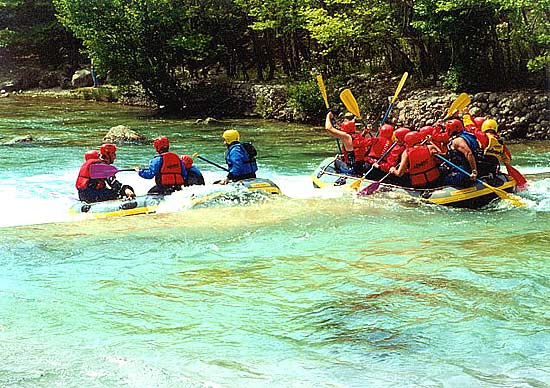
top-left (287, 80), bottom-right (324, 120)
top-left (442, 65), bottom-right (466, 92)
top-left (80, 86), bottom-right (119, 102)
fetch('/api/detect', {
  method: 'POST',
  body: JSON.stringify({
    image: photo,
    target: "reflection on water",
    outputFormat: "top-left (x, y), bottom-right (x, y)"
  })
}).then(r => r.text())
top-left (1, 97), bottom-right (549, 387)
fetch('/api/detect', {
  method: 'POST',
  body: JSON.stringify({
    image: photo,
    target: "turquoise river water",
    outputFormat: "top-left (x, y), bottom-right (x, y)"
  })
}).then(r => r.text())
top-left (0, 96), bottom-right (549, 387)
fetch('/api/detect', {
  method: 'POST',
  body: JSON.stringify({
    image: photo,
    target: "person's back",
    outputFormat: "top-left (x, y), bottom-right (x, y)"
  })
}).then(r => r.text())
top-left (474, 119), bottom-right (511, 178)
top-left (218, 129), bottom-right (258, 184)
top-left (76, 144), bottom-right (134, 203)
top-left (181, 155), bottom-right (205, 186)
top-left (442, 119), bottom-right (478, 187)
top-left (403, 132), bottom-right (440, 188)
top-left (364, 124), bottom-right (393, 164)
top-left (138, 136), bottom-right (185, 194)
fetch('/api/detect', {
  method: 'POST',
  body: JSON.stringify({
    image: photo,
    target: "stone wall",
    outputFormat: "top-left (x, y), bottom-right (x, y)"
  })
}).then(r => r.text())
top-left (221, 79), bottom-right (549, 140)
top-left (395, 89), bottom-right (549, 140)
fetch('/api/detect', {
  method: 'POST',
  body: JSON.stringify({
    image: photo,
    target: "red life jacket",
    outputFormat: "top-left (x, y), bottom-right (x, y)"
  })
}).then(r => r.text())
top-left (365, 136), bottom-right (391, 163)
top-left (407, 145), bottom-right (440, 187)
top-left (75, 158), bottom-right (106, 190)
top-left (342, 133), bottom-right (368, 163)
top-left (378, 143), bottom-right (405, 172)
top-left (158, 152), bottom-right (184, 186)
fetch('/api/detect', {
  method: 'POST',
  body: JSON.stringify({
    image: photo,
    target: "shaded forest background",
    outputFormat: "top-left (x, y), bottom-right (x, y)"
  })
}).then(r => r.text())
top-left (0, 0), bottom-right (548, 113)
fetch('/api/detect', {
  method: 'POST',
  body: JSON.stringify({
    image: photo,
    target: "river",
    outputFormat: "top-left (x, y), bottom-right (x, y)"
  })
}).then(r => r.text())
top-left (1, 96), bottom-right (549, 387)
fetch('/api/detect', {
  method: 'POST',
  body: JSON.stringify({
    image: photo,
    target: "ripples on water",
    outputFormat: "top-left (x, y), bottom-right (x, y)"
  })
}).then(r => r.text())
top-left (1, 98), bottom-right (549, 387)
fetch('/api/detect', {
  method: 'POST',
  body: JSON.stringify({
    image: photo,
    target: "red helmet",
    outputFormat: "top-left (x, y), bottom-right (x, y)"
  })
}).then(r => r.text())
top-left (393, 127), bottom-right (410, 142)
top-left (379, 124), bottom-right (394, 139)
top-left (99, 143), bottom-right (117, 156)
top-left (340, 121), bottom-right (356, 133)
top-left (473, 117), bottom-right (486, 130)
top-left (181, 154), bottom-right (193, 169)
top-left (445, 119), bottom-right (464, 135)
top-left (84, 150), bottom-right (99, 160)
top-left (404, 131), bottom-right (422, 147)
top-left (419, 126), bottom-right (433, 139)
top-left (153, 136), bottom-right (170, 152)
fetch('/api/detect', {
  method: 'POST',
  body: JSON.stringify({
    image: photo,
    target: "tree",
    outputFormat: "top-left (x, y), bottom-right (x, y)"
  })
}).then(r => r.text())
top-left (0, 0), bottom-right (81, 67)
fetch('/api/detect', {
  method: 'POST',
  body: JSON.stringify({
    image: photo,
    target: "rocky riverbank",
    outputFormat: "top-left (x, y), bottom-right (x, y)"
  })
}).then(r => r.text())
top-left (2, 70), bottom-right (548, 139)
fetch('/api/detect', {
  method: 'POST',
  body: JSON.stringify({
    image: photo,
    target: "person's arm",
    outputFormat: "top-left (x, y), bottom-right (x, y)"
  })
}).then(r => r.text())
top-left (325, 112), bottom-right (353, 151)
top-left (138, 157), bottom-right (161, 179)
top-left (390, 151), bottom-right (408, 177)
top-left (218, 145), bottom-right (244, 184)
top-left (106, 176), bottom-right (135, 198)
top-left (454, 138), bottom-right (477, 179)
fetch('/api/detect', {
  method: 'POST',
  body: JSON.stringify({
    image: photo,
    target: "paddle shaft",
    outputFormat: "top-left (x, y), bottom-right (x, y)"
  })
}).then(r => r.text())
top-left (380, 72), bottom-right (408, 127)
top-left (89, 163), bottom-right (135, 179)
top-left (195, 155), bottom-right (229, 172)
top-left (317, 75), bottom-right (343, 153)
top-left (363, 141), bottom-right (398, 178)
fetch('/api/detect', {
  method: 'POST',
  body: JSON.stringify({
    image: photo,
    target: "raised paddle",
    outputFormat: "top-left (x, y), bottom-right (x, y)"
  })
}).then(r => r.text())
top-left (192, 153), bottom-right (229, 172)
top-left (316, 74), bottom-right (330, 110)
top-left (443, 93), bottom-right (471, 120)
top-left (340, 88), bottom-right (373, 137)
top-left (349, 141), bottom-right (398, 191)
top-left (435, 154), bottom-right (525, 207)
top-left (340, 88), bottom-right (362, 119)
top-left (380, 72), bottom-right (408, 127)
top-left (316, 74), bottom-right (342, 153)
top-left (89, 164), bottom-right (135, 179)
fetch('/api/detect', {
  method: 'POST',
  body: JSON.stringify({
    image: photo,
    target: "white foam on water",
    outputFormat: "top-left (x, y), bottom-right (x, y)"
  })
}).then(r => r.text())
top-left (2, 164), bottom-right (548, 228)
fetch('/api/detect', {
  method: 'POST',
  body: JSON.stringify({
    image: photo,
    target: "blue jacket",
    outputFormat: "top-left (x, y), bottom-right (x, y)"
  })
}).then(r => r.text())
top-left (139, 155), bottom-right (187, 180)
top-left (225, 142), bottom-right (258, 180)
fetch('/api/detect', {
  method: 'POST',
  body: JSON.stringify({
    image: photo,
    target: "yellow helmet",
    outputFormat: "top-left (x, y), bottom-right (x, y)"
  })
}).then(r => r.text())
top-left (481, 119), bottom-right (498, 133)
top-left (222, 129), bottom-right (240, 144)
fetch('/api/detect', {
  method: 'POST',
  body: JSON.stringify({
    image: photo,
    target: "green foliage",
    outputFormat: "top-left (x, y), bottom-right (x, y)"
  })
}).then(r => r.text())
top-left (1, 0), bottom-right (548, 112)
top-left (287, 80), bottom-right (323, 118)
top-left (443, 65), bottom-right (466, 92)
top-left (79, 86), bottom-right (119, 102)
top-left (0, 0), bottom-right (81, 66)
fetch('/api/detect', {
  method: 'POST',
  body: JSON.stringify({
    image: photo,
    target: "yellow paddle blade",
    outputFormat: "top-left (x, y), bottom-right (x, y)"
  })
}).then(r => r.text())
top-left (481, 182), bottom-right (526, 207)
top-left (444, 93), bottom-right (471, 119)
top-left (316, 75), bottom-right (330, 109)
top-left (349, 176), bottom-right (364, 191)
top-left (391, 72), bottom-right (408, 103)
top-left (340, 89), bottom-right (361, 119)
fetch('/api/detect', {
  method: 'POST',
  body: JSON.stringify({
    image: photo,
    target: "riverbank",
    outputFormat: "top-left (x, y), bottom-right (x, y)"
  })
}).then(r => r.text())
top-left (3, 78), bottom-right (549, 140)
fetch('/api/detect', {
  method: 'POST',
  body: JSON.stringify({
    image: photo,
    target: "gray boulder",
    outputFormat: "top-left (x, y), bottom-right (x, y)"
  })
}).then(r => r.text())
top-left (103, 125), bottom-right (147, 144)
top-left (71, 69), bottom-right (93, 88)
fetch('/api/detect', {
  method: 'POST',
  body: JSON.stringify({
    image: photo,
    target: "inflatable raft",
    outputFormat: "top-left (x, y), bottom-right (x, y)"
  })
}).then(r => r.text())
top-left (311, 157), bottom-right (518, 208)
top-left (69, 178), bottom-right (281, 220)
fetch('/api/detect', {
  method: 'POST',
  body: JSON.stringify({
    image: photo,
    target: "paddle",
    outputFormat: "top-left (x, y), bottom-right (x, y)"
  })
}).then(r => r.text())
top-left (192, 153), bottom-right (229, 172)
top-left (443, 93), bottom-right (471, 120)
top-left (90, 163), bottom-right (135, 179)
top-left (340, 89), bottom-right (362, 119)
top-left (349, 141), bottom-right (398, 191)
top-left (357, 169), bottom-right (394, 197)
top-left (435, 154), bottom-right (525, 207)
top-left (316, 74), bottom-right (342, 153)
top-left (380, 72), bottom-right (408, 126)
top-left (505, 163), bottom-right (528, 190)
top-left (340, 88), bottom-right (374, 138)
